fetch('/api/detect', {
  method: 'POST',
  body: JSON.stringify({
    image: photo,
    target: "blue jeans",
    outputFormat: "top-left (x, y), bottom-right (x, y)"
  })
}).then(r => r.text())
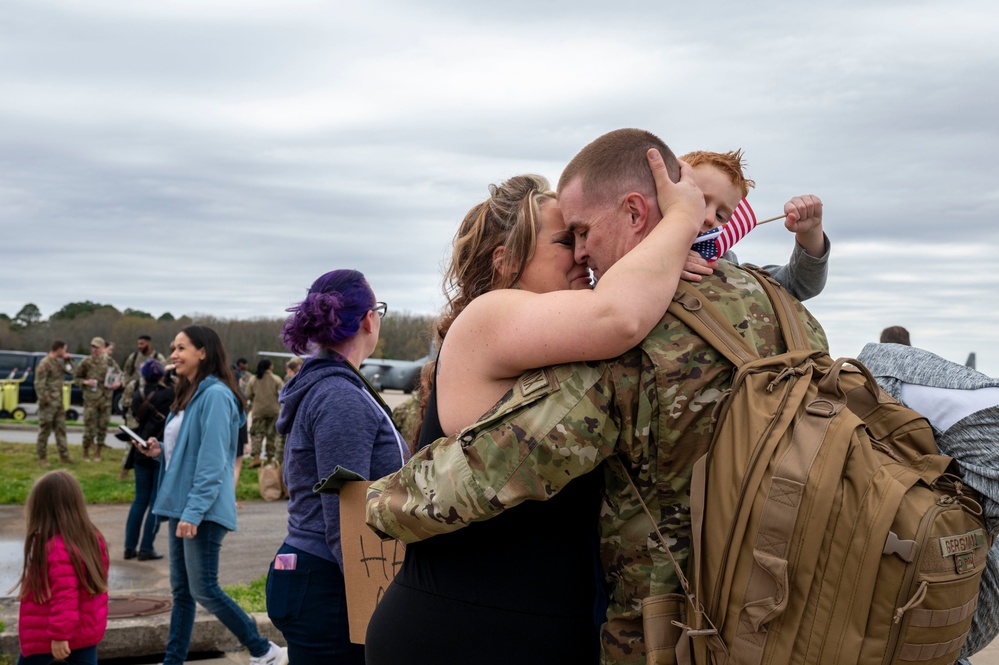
top-left (125, 461), bottom-right (160, 552)
top-left (164, 519), bottom-right (269, 665)
top-left (17, 645), bottom-right (97, 665)
top-left (266, 543), bottom-right (364, 665)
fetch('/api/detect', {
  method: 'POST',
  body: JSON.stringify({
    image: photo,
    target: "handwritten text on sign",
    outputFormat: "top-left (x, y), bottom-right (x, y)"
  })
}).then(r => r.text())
top-left (339, 481), bottom-right (405, 644)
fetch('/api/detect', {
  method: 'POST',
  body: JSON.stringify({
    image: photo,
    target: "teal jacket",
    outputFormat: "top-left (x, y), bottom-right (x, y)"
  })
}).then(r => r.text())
top-left (153, 375), bottom-right (245, 531)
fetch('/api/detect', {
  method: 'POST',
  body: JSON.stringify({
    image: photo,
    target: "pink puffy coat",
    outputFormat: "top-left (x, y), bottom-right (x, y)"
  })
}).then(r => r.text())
top-left (18, 534), bottom-right (109, 657)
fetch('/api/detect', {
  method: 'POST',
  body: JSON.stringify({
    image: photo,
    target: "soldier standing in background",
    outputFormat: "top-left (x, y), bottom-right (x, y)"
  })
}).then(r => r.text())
top-left (119, 335), bottom-right (168, 427)
top-left (74, 336), bottom-right (121, 461)
top-left (35, 340), bottom-right (75, 467)
top-left (273, 356), bottom-right (303, 466)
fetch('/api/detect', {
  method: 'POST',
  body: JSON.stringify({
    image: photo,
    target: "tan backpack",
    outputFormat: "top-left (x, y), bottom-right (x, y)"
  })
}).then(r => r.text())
top-left (646, 268), bottom-right (991, 665)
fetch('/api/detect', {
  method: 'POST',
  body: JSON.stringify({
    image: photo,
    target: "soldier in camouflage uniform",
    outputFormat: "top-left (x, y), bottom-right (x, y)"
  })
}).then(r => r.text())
top-left (74, 336), bottom-right (122, 461)
top-left (34, 340), bottom-right (75, 466)
top-left (119, 335), bottom-right (168, 428)
top-left (366, 129), bottom-right (828, 665)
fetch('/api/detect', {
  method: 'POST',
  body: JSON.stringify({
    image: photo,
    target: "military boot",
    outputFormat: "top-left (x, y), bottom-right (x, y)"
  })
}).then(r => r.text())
top-left (60, 454), bottom-right (77, 465)
top-left (38, 458), bottom-right (51, 468)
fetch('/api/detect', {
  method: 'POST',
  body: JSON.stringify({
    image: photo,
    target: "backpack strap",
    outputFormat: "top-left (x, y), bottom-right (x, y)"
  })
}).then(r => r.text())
top-left (669, 284), bottom-right (759, 368)
top-left (740, 264), bottom-right (812, 352)
top-left (609, 456), bottom-right (727, 662)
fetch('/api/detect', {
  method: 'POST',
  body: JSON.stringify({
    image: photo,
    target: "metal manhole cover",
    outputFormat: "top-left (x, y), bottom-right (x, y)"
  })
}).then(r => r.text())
top-left (108, 595), bottom-right (173, 619)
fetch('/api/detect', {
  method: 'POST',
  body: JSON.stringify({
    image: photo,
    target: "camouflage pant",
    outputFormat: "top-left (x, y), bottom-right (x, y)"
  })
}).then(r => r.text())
top-left (249, 415), bottom-right (278, 460)
top-left (36, 399), bottom-right (68, 460)
top-left (82, 396), bottom-right (112, 451)
top-left (275, 433), bottom-right (285, 465)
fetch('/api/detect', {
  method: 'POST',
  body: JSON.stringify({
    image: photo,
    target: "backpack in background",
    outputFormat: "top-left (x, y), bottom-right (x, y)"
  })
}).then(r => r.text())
top-left (654, 267), bottom-right (991, 665)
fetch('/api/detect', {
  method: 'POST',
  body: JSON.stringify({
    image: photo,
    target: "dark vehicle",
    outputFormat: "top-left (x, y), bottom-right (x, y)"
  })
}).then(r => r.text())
top-left (359, 355), bottom-right (430, 393)
top-left (257, 350), bottom-right (430, 394)
top-left (0, 350), bottom-right (86, 420)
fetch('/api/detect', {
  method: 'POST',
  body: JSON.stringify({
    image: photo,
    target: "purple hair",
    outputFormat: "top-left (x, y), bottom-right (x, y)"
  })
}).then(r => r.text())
top-left (139, 358), bottom-right (165, 383)
top-left (281, 269), bottom-right (376, 355)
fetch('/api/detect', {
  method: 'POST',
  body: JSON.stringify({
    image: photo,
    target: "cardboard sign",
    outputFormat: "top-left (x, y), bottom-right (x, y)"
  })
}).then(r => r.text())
top-left (338, 481), bottom-right (405, 644)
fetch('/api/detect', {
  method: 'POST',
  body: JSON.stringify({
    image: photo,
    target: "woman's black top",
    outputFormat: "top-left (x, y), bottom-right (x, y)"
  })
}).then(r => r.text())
top-left (129, 383), bottom-right (174, 468)
top-left (365, 379), bottom-right (602, 664)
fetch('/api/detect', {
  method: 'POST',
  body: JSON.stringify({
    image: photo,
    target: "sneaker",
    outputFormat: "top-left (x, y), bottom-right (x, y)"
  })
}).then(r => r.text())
top-left (249, 641), bottom-right (287, 665)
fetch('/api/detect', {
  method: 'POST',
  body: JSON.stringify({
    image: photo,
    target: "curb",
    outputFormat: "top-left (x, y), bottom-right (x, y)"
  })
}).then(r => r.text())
top-left (0, 593), bottom-right (282, 660)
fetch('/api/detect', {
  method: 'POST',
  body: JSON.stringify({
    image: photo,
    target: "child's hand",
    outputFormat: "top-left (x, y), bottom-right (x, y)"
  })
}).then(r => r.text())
top-left (681, 249), bottom-right (715, 283)
top-left (51, 640), bottom-right (70, 660)
top-left (783, 194), bottom-right (825, 257)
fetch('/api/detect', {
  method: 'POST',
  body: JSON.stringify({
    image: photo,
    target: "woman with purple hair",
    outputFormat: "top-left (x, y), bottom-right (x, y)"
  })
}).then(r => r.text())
top-left (264, 269), bottom-right (409, 665)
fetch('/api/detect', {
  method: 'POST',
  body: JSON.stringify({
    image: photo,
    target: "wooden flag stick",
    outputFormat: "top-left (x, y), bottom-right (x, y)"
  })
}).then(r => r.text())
top-left (758, 214), bottom-right (786, 225)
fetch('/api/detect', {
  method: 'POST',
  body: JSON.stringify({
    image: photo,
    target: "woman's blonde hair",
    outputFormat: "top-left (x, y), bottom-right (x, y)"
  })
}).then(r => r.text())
top-left (415, 175), bottom-right (555, 439)
top-left (437, 174), bottom-right (555, 344)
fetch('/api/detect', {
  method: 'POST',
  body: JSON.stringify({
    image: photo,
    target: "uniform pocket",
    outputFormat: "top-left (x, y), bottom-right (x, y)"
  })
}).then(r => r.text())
top-left (266, 567), bottom-right (310, 623)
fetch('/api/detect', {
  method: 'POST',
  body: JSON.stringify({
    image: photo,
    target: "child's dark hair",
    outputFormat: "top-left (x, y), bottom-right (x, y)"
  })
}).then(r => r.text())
top-left (12, 470), bottom-right (108, 602)
top-left (282, 269), bottom-right (376, 355)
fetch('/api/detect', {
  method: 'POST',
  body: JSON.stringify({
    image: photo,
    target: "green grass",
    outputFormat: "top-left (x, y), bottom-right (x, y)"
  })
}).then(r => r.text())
top-left (222, 574), bottom-right (267, 614)
top-left (0, 441), bottom-right (265, 504)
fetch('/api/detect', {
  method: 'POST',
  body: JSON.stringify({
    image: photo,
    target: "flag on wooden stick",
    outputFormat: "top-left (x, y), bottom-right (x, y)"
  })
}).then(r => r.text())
top-left (690, 197), bottom-right (758, 260)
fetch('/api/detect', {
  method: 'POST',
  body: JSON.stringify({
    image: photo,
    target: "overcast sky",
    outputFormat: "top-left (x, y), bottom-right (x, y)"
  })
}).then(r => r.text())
top-left (2, 0), bottom-right (997, 375)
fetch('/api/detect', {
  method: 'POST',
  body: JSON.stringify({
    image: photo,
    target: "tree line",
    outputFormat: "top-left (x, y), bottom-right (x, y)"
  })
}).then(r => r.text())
top-left (1, 301), bottom-right (436, 369)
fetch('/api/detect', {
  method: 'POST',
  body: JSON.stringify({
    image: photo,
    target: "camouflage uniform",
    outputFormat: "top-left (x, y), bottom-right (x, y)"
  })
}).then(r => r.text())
top-left (119, 348), bottom-right (167, 428)
top-left (366, 261), bottom-right (829, 665)
top-left (390, 394), bottom-right (421, 450)
top-left (245, 372), bottom-right (284, 463)
top-left (74, 353), bottom-right (121, 459)
top-left (35, 354), bottom-right (71, 462)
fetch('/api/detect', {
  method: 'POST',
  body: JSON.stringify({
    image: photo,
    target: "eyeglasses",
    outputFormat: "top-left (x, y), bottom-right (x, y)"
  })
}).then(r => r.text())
top-left (372, 302), bottom-right (388, 318)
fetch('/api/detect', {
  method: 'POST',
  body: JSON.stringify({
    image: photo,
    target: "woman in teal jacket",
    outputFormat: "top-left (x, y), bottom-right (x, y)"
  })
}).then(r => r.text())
top-left (137, 325), bottom-right (286, 665)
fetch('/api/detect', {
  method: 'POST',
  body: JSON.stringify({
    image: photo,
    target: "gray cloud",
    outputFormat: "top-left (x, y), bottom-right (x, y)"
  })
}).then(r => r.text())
top-left (1, 0), bottom-right (997, 374)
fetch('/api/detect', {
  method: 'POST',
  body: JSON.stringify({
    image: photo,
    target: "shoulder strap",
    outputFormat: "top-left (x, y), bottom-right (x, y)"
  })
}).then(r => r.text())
top-left (740, 264), bottom-right (811, 352)
top-left (668, 283), bottom-right (758, 368)
top-left (610, 456), bottom-right (692, 594)
top-left (667, 266), bottom-right (814, 367)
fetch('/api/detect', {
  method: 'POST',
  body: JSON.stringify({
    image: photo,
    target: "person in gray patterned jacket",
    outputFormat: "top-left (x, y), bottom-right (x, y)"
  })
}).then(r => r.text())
top-left (858, 339), bottom-right (999, 663)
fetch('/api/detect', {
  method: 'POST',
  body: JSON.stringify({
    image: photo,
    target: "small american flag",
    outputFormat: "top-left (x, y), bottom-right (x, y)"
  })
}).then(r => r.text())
top-left (690, 197), bottom-right (758, 261)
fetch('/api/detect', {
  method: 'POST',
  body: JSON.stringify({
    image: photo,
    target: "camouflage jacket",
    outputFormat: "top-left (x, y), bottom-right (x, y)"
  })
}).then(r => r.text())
top-left (74, 354), bottom-right (121, 401)
top-left (34, 355), bottom-right (68, 406)
top-left (366, 261), bottom-right (828, 665)
top-left (122, 349), bottom-right (167, 387)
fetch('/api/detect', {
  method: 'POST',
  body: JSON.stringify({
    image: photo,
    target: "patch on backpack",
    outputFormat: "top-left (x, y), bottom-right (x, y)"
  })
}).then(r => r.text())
top-left (520, 369), bottom-right (550, 396)
top-left (939, 529), bottom-right (985, 559)
top-left (955, 552), bottom-right (977, 574)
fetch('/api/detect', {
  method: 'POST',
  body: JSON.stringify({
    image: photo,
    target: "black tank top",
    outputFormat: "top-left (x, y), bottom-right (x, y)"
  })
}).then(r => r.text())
top-left (392, 379), bottom-right (601, 616)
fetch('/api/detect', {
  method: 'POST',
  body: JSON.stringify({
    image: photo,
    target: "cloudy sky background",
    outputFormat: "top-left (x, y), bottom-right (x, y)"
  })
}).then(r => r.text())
top-left (3, 0), bottom-right (997, 375)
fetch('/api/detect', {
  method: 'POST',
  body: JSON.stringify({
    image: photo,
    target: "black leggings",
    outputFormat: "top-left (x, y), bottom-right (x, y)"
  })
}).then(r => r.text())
top-left (365, 581), bottom-right (599, 665)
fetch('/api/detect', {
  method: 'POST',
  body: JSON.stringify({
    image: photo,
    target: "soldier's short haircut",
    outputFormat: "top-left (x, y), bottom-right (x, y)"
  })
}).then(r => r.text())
top-left (138, 335), bottom-right (152, 342)
top-left (51, 340), bottom-right (67, 352)
top-left (557, 128), bottom-right (680, 206)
